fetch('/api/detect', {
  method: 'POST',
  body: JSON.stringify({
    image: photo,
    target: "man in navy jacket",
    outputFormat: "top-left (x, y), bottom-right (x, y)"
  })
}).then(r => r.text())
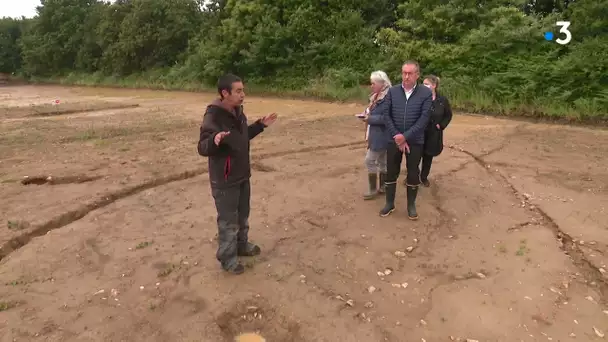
top-left (380, 60), bottom-right (432, 219)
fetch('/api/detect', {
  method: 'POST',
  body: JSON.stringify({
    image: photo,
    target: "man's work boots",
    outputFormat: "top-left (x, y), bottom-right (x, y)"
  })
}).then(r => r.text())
top-left (363, 173), bottom-right (378, 200)
top-left (238, 242), bottom-right (261, 257)
top-left (226, 263), bottom-right (245, 275)
top-left (378, 173), bottom-right (387, 194)
top-left (406, 185), bottom-right (419, 220)
top-left (379, 182), bottom-right (396, 217)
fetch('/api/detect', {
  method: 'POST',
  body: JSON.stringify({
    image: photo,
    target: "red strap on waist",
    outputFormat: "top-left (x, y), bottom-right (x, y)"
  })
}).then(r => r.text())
top-left (224, 156), bottom-right (231, 180)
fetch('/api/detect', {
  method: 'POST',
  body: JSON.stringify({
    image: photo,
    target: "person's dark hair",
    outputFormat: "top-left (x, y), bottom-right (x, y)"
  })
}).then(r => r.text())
top-left (217, 73), bottom-right (242, 99)
top-left (424, 75), bottom-right (440, 88)
top-left (402, 60), bottom-right (420, 73)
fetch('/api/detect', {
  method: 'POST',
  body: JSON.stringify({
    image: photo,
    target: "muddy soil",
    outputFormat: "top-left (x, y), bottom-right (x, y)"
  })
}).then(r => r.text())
top-left (0, 85), bottom-right (607, 342)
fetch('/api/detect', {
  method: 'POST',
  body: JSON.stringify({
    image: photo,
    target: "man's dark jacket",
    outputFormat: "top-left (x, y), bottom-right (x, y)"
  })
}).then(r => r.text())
top-left (383, 84), bottom-right (433, 145)
top-left (197, 100), bottom-right (265, 189)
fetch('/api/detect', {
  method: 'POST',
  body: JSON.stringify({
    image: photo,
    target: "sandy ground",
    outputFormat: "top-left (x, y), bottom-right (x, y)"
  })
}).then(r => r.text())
top-left (0, 84), bottom-right (607, 342)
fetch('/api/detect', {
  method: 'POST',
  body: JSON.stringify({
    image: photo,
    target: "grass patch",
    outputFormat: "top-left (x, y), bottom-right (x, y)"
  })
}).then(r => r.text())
top-left (157, 263), bottom-right (178, 277)
top-left (135, 241), bottom-right (153, 249)
top-left (23, 71), bottom-right (608, 124)
top-left (7, 220), bottom-right (30, 231)
top-left (0, 301), bottom-right (17, 312)
top-left (515, 239), bottom-right (530, 256)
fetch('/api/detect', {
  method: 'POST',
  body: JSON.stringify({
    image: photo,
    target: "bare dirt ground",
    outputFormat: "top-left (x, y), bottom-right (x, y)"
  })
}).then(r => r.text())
top-left (0, 84), bottom-right (607, 342)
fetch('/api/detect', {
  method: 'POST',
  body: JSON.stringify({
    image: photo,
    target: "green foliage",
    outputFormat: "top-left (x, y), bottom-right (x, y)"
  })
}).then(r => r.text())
top-left (0, 0), bottom-right (607, 121)
top-left (0, 17), bottom-right (25, 73)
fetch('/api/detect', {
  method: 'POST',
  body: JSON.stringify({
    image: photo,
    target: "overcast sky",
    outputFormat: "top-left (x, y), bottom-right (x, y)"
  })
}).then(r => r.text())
top-left (1, 0), bottom-right (40, 18)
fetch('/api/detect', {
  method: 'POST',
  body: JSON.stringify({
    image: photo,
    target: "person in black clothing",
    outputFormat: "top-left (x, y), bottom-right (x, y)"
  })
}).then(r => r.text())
top-left (197, 74), bottom-right (278, 275)
top-left (419, 75), bottom-right (453, 187)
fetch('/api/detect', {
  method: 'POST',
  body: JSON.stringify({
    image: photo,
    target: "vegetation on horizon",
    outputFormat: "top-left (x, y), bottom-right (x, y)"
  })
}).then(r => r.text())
top-left (0, 0), bottom-right (607, 121)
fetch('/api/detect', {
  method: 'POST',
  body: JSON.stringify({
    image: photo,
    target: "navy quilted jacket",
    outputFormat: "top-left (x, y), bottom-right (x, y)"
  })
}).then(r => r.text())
top-left (383, 84), bottom-right (433, 145)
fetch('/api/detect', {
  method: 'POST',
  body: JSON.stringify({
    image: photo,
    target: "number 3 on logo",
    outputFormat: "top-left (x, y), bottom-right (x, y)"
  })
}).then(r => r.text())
top-left (555, 21), bottom-right (572, 45)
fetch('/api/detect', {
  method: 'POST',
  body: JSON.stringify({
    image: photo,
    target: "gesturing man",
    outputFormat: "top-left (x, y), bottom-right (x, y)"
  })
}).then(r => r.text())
top-left (379, 61), bottom-right (432, 220)
top-left (197, 73), bottom-right (278, 274)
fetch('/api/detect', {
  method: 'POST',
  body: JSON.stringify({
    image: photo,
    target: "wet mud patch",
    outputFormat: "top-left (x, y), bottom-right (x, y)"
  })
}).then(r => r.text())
top-left (21, 174), bottom-right (103, 185)
top-left (215, 298), bottom-right (302, 342)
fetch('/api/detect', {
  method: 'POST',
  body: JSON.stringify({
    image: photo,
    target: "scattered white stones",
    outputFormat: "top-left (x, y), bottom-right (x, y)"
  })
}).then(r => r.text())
top-left (368, 286), bottom-right (376, 294)
top-left (585, 295), bottom-right (595, 303)
top-left (406, 246), bottom-right (414, 252)
top-left (356, 312), bottom-right (371, 322)
top-left (593, 326), bottom-right (605, 338)
top-left (384, 269), bottom-right (392, 276)
top-left (549, 287), bottom-right (562, 295)
top-left (599, 268), bottom-right (606, 274)
top-left (476, 272), bottom-right (486, 279)
top-left (420, 319), bottom-right (427, 326)
top-left (394, 251), bottom-right (406, 257)
top-left (335, 295), bottom-right (354, 307)
top-left (94, 289), bottom-right (105, 295)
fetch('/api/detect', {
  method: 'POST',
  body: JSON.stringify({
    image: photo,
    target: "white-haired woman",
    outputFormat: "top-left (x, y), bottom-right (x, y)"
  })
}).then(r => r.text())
top-left (359, 70), bottom-right (392, 200)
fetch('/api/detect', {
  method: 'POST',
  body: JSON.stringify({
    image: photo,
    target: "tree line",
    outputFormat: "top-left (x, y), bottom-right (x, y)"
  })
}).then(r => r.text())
top-left (0, 0), bottom-right (606, 120)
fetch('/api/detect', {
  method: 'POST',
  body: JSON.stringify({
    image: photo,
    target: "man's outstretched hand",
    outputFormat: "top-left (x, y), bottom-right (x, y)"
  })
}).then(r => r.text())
top-left (261, 113), bottom-right (278, 126)
top-left (214, 131), bottom-right (230, 146)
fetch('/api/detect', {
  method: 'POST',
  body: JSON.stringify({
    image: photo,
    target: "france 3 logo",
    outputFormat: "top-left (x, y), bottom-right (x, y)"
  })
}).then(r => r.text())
top-left (544, 21), bottom-right (572, 45)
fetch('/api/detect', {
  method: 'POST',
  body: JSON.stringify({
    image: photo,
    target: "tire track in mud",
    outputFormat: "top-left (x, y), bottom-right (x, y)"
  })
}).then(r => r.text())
top-left (446, 143), bottom-right (608, 304)
top-left (0, 141), bottom-right (366, 262)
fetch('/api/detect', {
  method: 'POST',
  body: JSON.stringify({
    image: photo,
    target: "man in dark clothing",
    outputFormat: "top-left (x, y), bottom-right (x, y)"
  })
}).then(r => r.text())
top-left (197, 74), bottom-right (278, 274)
top-left (379, 61), bottom-right (432, 220)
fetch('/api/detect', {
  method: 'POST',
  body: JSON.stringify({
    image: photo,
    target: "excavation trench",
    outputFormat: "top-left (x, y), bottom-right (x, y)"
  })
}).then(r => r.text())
top-left (446, 144), bottom-right (608, 304)
top-left (27, 103), bottom-right (140, 117)
top-left (21, 175), bottom-right (103, 185)
top-left (0, 141), bottom-right (366, 262)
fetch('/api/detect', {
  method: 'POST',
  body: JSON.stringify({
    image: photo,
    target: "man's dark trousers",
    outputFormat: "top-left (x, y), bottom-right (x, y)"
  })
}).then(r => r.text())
top-left (386, 142), bottom-right (423, 186)
top-left (211, 180), bottom-right (251, 271)
top-left (382, 141), bottom-right (423, 218)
